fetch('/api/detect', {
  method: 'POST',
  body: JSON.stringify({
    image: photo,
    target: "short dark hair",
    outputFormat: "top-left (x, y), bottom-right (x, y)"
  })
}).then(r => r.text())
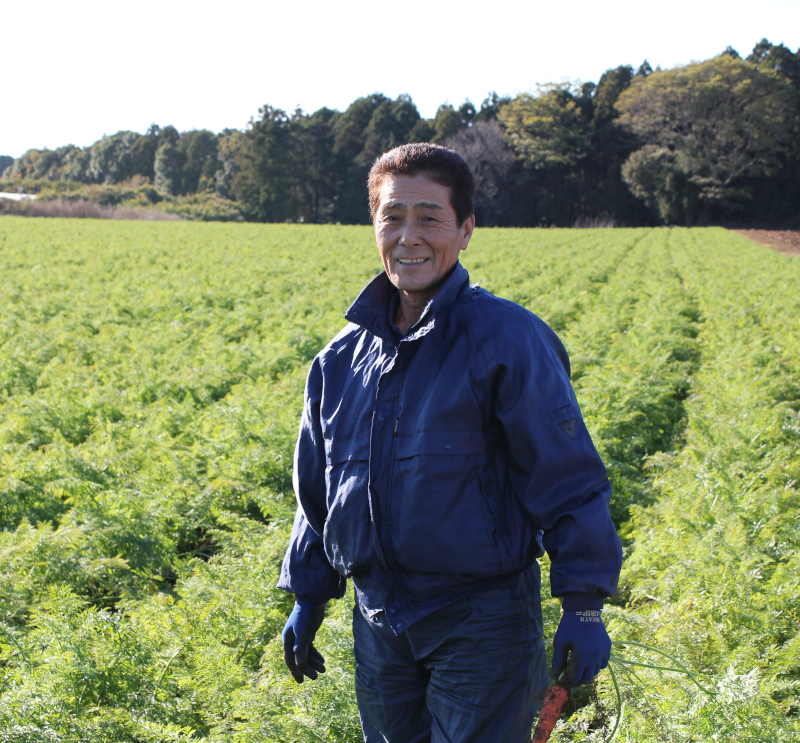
top-left (367, 143), bottom-right (475, 227)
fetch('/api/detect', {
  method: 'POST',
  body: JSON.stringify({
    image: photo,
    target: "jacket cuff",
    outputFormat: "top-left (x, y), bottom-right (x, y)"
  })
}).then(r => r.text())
top-left (561, 592), bottom-right (605, 611)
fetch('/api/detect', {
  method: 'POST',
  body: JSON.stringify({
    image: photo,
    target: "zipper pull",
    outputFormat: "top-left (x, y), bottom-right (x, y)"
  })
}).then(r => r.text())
top-left (393, 418), bottom-right (399, 436)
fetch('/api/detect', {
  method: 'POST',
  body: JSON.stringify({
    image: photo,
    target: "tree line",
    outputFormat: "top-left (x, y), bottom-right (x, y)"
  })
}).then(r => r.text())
top-left (3, 39), bottom-right (798, 227)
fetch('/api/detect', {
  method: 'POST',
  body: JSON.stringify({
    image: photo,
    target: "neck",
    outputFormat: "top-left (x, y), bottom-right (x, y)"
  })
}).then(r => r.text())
top-left (394, 290), bottom-right (431, 335)
top-left (392, 263), bottom-right (458, 335)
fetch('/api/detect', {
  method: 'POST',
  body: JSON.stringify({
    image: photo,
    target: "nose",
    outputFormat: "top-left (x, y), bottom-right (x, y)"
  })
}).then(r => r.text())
top-left (398, 221), bottom-right (422, 248)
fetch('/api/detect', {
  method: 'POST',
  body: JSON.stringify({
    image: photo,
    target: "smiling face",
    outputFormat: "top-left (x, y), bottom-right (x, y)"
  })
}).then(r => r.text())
top-left (374, 174), bottom-right (475, 304)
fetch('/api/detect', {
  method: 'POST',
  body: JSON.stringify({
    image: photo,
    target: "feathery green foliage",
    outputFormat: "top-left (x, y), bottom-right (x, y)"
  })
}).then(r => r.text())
top-left (0, 218), bottom-right (797, 740)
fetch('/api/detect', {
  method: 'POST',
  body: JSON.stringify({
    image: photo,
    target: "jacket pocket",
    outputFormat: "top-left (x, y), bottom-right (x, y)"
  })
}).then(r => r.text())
top-left (326, 437), bottom-right (370, 465)
top-left (323, 438), bottom-right (373, 576)
top-left (390, 460), bottom-right (504, 578)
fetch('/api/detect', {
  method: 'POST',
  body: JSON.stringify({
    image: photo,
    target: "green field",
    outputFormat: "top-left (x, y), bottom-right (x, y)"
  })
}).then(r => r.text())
top-left (0, 217), bottom-right (798, 742)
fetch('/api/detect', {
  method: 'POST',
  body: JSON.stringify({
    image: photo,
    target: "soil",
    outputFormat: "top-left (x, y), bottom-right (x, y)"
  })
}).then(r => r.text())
top-left (732, 229), bottom-right (800, 257)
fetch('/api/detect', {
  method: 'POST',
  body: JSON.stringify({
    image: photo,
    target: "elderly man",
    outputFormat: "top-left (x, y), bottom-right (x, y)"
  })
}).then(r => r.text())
top-left (278, 143), bottom-right (622, 743)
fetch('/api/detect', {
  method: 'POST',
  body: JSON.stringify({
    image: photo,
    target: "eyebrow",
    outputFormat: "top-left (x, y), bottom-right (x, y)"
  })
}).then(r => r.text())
top-left (382, 201), bottom-right (445, 211)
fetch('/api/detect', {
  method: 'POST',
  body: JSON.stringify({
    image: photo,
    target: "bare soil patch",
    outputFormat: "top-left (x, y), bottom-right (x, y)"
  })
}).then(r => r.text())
top-left (733, 229), bottom-right (800, 257)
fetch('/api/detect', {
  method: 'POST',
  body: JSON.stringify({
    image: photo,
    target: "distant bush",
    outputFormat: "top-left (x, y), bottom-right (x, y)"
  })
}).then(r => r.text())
top-left (0, 180), bottom-right (243, 222)
top-left (0, 198), bottom-right (183, 220)
top-left (0, 178), bottom-right (82, 196)
top-left (573, 212), bottom-right (617, 228)
top-left (153, 193), bottom-right (243, 222)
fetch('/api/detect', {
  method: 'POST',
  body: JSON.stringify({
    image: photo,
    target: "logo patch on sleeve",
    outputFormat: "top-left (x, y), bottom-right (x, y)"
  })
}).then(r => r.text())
top-left (557, 418), bottom-right (576, 439)
top-left (549, 403), bottom-right (578, 440)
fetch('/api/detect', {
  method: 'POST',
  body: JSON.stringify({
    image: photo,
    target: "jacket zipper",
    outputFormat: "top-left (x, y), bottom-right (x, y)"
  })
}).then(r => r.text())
top-left (384, 352), bottom-right (412, 617)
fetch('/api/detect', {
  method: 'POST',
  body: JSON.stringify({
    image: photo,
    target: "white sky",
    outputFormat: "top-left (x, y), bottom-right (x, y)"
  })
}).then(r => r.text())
top-left (3, 0), bottom-right (799, 158)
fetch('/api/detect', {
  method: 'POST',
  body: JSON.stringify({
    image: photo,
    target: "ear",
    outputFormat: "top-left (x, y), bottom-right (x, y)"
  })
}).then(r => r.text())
top-left (460, 215), bottom-right (476, 251)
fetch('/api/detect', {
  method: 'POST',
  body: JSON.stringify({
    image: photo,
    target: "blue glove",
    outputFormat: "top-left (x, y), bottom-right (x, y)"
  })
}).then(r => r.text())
top-left (282, 599), bottom-right (327, 683)
top-left (552, 609), bottom-right (611, 688)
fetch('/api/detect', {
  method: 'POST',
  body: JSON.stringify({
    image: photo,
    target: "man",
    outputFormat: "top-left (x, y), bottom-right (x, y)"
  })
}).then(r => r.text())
top-left (278, 143), bottom-right (622, 743)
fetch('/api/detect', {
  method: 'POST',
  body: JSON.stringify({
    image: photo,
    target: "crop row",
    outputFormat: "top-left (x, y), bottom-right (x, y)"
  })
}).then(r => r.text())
top-left (585, 230), bottom-right (800, 742)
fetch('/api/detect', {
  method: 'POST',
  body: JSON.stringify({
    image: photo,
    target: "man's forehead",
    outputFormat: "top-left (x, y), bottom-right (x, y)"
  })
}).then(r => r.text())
top-left (378, 175), bottom-right (452, 211)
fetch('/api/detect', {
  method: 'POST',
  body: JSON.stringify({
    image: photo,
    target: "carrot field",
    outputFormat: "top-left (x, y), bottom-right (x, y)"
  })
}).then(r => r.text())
top-left (0, 218), bottom-right (798, 742)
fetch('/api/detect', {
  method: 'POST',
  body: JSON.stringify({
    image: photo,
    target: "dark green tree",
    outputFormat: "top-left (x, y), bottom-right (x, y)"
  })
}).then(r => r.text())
top-left (498, 83), bottom-right (594, 225)
top-left (153, 126), bottom-right (184, 194)
top-left (292, 107), bottom-right (339, 222)
top-left (747, 38), bottom-right (800, 91)
top-left (4, 146), bottom-right (86, 181)
top-left (583, 65), bottom-right (648, 222)
top-left (232, 106), bottom-right (303, 222)
top-left (86, 131), bottom-right (141, 184)
top-left (431, 104), bottom-right (463, 142)
top-left (3, 149), bottom-right (42, 179)
top-left (741, 39), bottom-right (800, 222)
top-left (474, 92), bottom-right (512, 124)
top-left (458, 101), bottom-right (476, 127)
top-left (496, 70), bottom-right (647, 226)
top-left (128, 124), bottom-right (160, 181)
top-left (593, 65), bottom-right (633, 121)
top-left (178, 129), bottom-right (219, 194)
top-left (330, 94), bottom-right (423, 223)
top-left (61, 147), bottom-right (90, 181)
top-left (500, 84), bottom-right (592, 170)
top-left (617, 54), bottom-right (799, 224)
top-left (358, 96), bottom-right (421, 164)
top-left (329, 94), bottom-right (390, 223)
top-left (214, 130), bottom-right (244, 200)
top-left (29, 149), bottom-right (61, 179)
top-left (408, 118), bottom-right (435, 142)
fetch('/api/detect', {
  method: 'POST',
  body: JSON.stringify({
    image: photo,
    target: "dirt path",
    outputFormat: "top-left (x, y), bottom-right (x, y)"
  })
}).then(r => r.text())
top-left (733, 229), bottom-right (800, 257)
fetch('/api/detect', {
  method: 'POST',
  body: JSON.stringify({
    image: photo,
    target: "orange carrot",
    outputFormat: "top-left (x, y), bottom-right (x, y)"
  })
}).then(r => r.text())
top-left (531, 682), bottom-right (570, 743)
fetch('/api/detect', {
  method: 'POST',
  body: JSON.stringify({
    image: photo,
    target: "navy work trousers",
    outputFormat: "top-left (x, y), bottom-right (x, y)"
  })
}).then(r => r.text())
top-left (353, 567), bottom-right (550, 743)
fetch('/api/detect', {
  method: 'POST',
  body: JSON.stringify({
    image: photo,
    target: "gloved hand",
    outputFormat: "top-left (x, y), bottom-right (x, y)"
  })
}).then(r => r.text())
top-left (552, 609), bottom-right (611, 688)
top-left (282, 599), bottom-right (327, 683)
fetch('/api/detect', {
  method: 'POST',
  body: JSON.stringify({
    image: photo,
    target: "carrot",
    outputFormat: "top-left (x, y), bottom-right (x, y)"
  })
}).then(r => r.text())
top-left (531, 682), bottom-right (570, 743)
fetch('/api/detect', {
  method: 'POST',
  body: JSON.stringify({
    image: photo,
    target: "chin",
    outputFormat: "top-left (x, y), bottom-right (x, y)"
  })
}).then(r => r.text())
top-left (392, 277), bottom-right (435, 293)
top-left (390, 269), bottom-right (437, 292)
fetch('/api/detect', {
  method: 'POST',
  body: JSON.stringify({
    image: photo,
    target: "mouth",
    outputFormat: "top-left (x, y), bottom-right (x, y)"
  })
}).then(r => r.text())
top-left (397, 258), bottom-right (428, 265)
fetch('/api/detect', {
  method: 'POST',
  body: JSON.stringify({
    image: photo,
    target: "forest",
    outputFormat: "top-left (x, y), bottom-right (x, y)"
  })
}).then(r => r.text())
top-left (2, 39), bottom-right (799, 227)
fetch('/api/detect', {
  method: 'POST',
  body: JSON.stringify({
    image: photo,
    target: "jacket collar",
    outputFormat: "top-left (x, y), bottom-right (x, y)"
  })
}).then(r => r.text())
top-left (345, 261), bottom-right (470, 344)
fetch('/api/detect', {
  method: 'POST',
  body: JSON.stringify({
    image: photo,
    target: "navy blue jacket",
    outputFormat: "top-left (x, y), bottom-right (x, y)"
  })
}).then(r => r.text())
top-left (278, 263), bottom-right (622, 634)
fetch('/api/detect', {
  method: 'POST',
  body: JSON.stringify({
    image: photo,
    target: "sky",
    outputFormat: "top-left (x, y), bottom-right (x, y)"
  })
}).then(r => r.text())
top-left (3, 0), bottom-right (800, 158)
